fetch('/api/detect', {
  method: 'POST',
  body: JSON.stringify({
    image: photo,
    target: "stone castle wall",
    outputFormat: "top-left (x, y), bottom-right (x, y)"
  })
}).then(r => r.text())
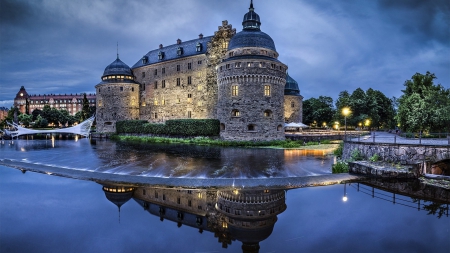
top-left (284, 95), bottom-right (303, 123)
top-left (95, 82), bottom-right (140, 132)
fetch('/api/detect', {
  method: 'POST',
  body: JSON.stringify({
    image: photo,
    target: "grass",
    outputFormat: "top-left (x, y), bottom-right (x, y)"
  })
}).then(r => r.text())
top-left (111, 134), bottom-right (339, 150)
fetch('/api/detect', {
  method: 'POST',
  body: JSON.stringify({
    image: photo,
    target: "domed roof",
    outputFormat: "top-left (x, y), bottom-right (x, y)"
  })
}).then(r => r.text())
top-left (285, 73), bottom-right (301, 96)
top-left (228, 1), bottom-right (276, 52)
top-left (228, 30), bottom-right (276, 51)
top-left (102, 56), bottom-right (132, 77)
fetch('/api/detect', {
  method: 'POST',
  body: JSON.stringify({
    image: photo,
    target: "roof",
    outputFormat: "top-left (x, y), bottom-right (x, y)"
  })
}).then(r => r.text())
top-left (103, 57), bottom-right (133, 77)
top-left (223, 54), bottom-right (281, 63)
top-left (132, 36), bottom-right (212, 69)
top-left (228, 29), bottom-right (276, 51)
top-left (284, 73), bottom-right (301, 96)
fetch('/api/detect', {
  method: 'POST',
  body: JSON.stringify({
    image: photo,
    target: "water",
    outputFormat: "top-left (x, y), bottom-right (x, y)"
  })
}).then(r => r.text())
top-left (0, 139), bottom-right (449, 252)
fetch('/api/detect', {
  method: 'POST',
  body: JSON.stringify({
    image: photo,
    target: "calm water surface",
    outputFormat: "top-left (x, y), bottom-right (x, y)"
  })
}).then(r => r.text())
top-left (0, 139), bottom-right (449, 253)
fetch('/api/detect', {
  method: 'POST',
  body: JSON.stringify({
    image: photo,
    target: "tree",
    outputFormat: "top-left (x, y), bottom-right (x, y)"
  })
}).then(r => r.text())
top-left (35, 115), bottom-right (48, 128)
top-left (18, 114), bottom-right (33, 127)
top-left (397, 72), bottom-right (450, 132)
top-left (25, 99), bottom-right (30, 115)
top-left (81, 93), bottom-right (90, 121)
top-left (303, 96), bottom-right (335, 127)
top-left (31, 109), bottom-right (43, 121)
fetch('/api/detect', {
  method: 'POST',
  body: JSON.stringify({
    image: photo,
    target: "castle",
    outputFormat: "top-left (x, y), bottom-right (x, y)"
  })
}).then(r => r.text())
top-left (96, 1), bottom-right (303, 140)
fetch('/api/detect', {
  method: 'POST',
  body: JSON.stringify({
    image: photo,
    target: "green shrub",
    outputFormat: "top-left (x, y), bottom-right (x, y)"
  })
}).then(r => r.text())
top-left (116, 119), bottom-right (220, 136)
top-left (333, 142), bottom-right (344, 158)
top-left (321, 139), bottom-right (331, 144)
top-left (369, 154), bottom-right (380, 162)
top-left (332, 161), bottom-right (349, 173)
top-left (350, 149), bottom-right (364, 161)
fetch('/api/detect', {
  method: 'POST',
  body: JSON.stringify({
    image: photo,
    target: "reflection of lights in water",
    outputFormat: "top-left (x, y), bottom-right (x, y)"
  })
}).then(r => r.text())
top-left (20, 147), bottom-right (25, 152)
top-left (51, 135), bottom-right (55, 148)
top-left (75, 135), bottom-right (78, 142)
top-left (343, 184), bottom-right (348, 202)
top-left (284, 149), bottom-right (335, 157)
top-left (46, 172), bottom-right (52, 175)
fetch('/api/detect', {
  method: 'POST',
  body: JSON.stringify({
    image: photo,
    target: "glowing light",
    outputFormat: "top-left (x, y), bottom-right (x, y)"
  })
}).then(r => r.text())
top-left (342, 107), bottom-right (350, 116)
top-left (343, 196), bottom-right (348, 202)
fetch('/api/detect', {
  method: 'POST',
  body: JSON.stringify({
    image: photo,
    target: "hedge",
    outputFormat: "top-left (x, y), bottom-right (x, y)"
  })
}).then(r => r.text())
top-left (116, 119), bottom-right (220, 136)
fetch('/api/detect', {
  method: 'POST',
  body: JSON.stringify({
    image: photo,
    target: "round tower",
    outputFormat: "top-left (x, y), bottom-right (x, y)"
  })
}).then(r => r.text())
top-left (95, 55), bottom-right (140, 133)
top-left (217, 1), bottom-right (287, 141)
top-left (284, 73), bottom-right (303, 123)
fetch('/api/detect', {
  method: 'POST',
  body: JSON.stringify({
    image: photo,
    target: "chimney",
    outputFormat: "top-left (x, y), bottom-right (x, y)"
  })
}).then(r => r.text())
top-left (159, 44), bottom-right (163, 49)
top-left (199, 33), bottom-right (203, 39)
top-left (177, 38), bottom-right (181, 44)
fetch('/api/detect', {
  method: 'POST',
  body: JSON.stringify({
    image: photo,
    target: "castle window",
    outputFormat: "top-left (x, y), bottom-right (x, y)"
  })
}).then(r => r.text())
top-left (142, 83), bottom-right (145, 91)
top-left (162, 67), bottom-right (165, 74)
top-left (247, 62), bottom-right (251, 67)
top-left (142, 56), bottom-right (148, 64)
top-left (142, 72), bottom-right (145, 78)
top-left (220, 123), bottom-right (225, 131)
top-left (154, 81), bottom-right (158, 89)
top-left (291, 101), bottom-right (295, 108)
top-left (235, 62), bottom-right (241, 68)
top-left (226, 64), bottom-right (230, 69)
top-left (259, 62), bottom-right (264, 68)
top-left (176, 78), bottom-right (181, 86)
top-left (229, 52), bottom-right (234, 57)
top-left (264, 110), bottom-right (272, 118)
top-left (162, 80), bottom-right (166, 88)
top-left (188, 94), bottom-right (192, 98)
top-left (188, 76), bottom-right (192, 85)
top-left (155, 192), bottom-right (158, 198)
top-left (120, 87), bottom-right (123, 91)
top-left (271, 63), bottom-right (276, 69)
top-left (158, 51), bottom-right (164, 60)
top-left (277, 124), bottom-right (283, 131)
top-left (197, 85), bottom-right (202, 91)
top-left (154, 69), bottom-right (157, 76)
top-left (231, 85), bottom-right (238, 96)
top-left (197, 101), bottom-right (202, 106)
top-left (108, 87), bottom-right (110, 91)
top-left (177, 47), bottom-right (183, 56)
top-left (247, 124), bottom-right (256, 131)
top-left (154, 112), bottom-right (158, 119)
top-left (196, 42), bottom-right (202, 52)
top-left (198, 60), bottom-right (202, 65)
top-left (187, 111), bottom-right (192, 118)
top-left (177, 65), bottom-right (180, 71)
top-left (154, 98), bottom-right (158, 105)
top-left (264, 85), bottom-right (271, 96)
top-left (231, 109), bottom-right (240, 117)
top-left (222, 41), bottom-right (229, 49)
top-left (188, 200), bottom-right (192, 207)
top-left (188, 63), bottom-right (192, 70)
top-left (177, 197), bottom-right (181, 204)
top-left (132, 87), bottom-right (134, 92)
top-left (162, 98), bottom-right (165, 105)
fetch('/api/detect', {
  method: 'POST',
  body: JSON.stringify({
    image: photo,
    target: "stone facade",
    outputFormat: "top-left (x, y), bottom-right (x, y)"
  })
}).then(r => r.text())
top-left (97, 2), bottom-right (303, 140)
top-left (284, 95), bottom-right (303, 123)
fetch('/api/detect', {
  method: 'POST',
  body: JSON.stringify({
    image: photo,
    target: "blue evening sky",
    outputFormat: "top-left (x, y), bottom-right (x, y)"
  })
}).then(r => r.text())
top-left (0, 0), bottom-right (448, 108)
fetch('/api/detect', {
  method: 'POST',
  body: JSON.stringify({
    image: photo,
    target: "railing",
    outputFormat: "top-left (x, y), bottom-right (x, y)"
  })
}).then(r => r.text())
top-left (344, 132), bottom-right (450, 145)
top-left (350, 183), bottom-right (449, 218)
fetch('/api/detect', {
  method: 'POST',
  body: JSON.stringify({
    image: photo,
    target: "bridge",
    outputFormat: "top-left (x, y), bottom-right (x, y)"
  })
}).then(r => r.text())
top-left (343, 131), bottom-right (450, 176)
top-left (1, 116), bottom-right (95, 139)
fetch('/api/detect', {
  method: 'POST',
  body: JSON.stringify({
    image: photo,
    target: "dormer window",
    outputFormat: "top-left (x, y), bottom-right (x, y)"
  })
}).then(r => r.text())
top-left (177, 47), bottom-right (183, 56)
top-left (158, 51), bottom-right (164, 60)
top-left (196, 43), bottom-right (202, 52)
top-left (142, 56), bottom-right (148, 64)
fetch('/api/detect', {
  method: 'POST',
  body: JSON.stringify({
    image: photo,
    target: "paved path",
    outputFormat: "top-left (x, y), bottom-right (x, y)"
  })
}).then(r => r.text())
top-left (348, 131), bottom-right (449, 145)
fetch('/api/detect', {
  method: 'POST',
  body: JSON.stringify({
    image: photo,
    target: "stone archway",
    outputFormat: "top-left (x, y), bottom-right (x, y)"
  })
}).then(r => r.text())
top-left (429, 159), bottom-right (450, 176)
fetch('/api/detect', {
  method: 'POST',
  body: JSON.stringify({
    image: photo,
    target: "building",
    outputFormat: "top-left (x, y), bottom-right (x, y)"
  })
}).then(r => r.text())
top-left (0, 107), bottom-right (9, 121)
top-left (13, 86), bottom-right (96, 116)
top-left (96, 2), bottom-right (303, 140)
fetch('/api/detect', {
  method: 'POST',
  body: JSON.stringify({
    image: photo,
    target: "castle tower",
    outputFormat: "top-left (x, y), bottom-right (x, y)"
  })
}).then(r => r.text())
top-left (95, 55), bottom-right (140, 133)
top-left (284, 73), bottom-right (303, 123)
top-left (217, 1), bottom-right (287, 141)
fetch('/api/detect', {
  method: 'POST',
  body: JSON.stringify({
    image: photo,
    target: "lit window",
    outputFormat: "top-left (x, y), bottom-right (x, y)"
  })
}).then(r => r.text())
top-left (247, 62), bottom-right (251, 67)
top-left (197, 101), bottom-right (202, 106)
top-left (264, 110), bottom-right (272, 117)
top-left (264, 85), bottom-right (270, 96)
top-left (232, 109), bottom-right (240, 117)
top-left (222, 41), bottom-right (228, 49)
top-left (154, 98), bottom-right (158, 105)
top-left (197, 85), bottom-right (202, 91)
top-left (162, 98), bottom-right (165, 105)
top-left (231, 85), bottom-right (238, 96)
top-left (235, 62), bottom-right (241, 68)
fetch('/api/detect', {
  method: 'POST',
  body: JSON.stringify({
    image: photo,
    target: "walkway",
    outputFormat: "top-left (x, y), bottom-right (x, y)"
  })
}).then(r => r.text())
top-left (347, 131), bottom-right (449, 145)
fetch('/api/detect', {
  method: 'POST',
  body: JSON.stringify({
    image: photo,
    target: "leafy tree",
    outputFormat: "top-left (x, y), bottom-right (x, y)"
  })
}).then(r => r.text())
top-left (397, 72), bottom-right (450, 132)
top-left (18, 114), bottom-right (33, 127)
top-left (303, 96), bottom-right (335, 126)
top-left (81, 93), bottom-right (90, 121)
top-left (31, 109), bottom-right (43, 121)
top-left (35, 115), bottom-right (48, 128)
top-left (0, 107), bottom-right (15, 128)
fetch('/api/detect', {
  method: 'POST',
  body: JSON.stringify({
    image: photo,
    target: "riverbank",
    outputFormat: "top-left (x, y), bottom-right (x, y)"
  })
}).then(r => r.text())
top-left (110, 134), bottom-right (340, 150)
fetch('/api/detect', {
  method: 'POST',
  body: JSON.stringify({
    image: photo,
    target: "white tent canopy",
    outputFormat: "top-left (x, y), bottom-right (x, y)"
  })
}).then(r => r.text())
top-left (284, 122), bottom-right (309, 128)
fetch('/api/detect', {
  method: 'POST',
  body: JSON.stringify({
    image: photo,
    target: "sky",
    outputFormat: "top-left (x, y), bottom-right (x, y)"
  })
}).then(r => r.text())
top-left (0, 0), bottom-right (449, 108)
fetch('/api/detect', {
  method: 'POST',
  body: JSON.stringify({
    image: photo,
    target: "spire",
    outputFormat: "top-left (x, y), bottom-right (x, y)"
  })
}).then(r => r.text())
top-left (242, 0), bottom-right (261, 30)
top-left (250, 0), bottom-right (254, 11)
top-left (116, 42), bottom-right (119, 59)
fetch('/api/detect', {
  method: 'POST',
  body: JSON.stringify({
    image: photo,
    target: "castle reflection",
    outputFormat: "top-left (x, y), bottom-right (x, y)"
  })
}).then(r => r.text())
top-left (100, 183), bottom-right (287, 253)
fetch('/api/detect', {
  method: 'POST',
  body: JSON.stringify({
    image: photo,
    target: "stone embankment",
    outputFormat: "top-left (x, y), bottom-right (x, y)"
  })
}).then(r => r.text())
top-left (348, 161), bottom-right (420, 179)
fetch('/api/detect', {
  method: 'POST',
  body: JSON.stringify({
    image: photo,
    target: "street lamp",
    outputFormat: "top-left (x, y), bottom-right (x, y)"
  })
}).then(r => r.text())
top-left (342, 107), bottom-right (350, 139)
top-left (365, 119), bottom-right (371, 130)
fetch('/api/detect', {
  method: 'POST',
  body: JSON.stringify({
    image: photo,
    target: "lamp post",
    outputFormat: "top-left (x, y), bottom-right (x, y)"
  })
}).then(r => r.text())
top-left (342, 107), bottom-right (350, 140)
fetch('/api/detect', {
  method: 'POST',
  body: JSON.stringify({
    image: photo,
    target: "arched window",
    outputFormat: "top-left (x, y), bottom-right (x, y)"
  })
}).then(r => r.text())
top-left (277, 124), bottom-right (283, 131)
top-left (264, 110), bottom-right (272, 118)
top-left (231, 109), bottom-right (240, 117)
top-left (220, 123), bottom-right (225, 131)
